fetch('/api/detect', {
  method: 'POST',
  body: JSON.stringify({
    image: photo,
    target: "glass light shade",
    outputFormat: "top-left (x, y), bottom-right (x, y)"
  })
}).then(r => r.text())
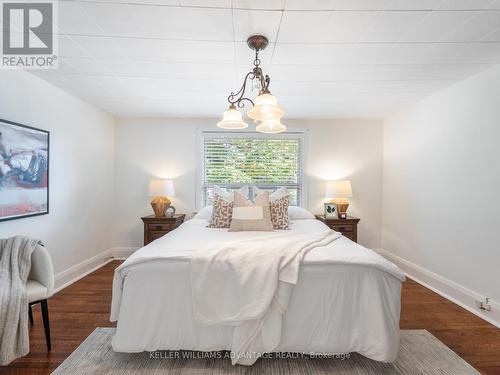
top-left (325, 180), bottom-right (352, 199)
top-left (148, 179), bottom-right (175, 197)
top-left (247, 93), bottom-right (284, 122)
top-left (255, 119), bottom-right (287, 134)
top-left (217, 107), bottom-right (248, 129)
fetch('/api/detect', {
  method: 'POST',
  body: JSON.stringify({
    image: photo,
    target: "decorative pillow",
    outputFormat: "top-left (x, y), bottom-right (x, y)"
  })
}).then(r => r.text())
top-left (270, 195), bottom-right (289, 230)
top-left (207, 194), bottom-right (233, 228)
top-left (213, 186), bottom-right (249, 202)
top-left (194, 205), bottom-right (213, 220)
top-left (254, 186), bottom-right (288, 201)
top-left (288, 206), bottom-right (315, 220)
top-left (254, 187), bottom-right (289, 229)
top-left (229, 192), bottom-right (274, 232)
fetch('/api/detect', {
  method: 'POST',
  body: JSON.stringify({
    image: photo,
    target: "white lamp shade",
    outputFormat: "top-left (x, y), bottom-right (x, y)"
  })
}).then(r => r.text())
top-left (148, 179), bottom-right (175, 197)
top-left (326, 180), bottom-right (352, 198)
top-left (217, 107), bottom-right (248, 129)
top-left (255, 119), bottom-right (287, 134)
top-left (247, 93), bottom-right (284, 122)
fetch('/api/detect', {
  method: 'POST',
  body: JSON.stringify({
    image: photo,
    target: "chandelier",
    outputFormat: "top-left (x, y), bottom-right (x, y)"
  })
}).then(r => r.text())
top-left (217, 35), bottom-right (286, 134)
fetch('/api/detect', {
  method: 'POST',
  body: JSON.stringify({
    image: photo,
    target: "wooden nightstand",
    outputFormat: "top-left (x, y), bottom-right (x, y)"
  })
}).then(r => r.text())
top-left (315, 215), bottom-right (360, 243)
top-left (141, 214), bottom-right (185, 245)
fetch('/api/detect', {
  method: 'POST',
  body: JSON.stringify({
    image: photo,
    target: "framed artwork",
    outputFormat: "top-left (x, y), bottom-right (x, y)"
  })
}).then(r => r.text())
top-left (0, 119), bottom-right (49, 222)
top-left (324, 202), bottom-right (338, 219)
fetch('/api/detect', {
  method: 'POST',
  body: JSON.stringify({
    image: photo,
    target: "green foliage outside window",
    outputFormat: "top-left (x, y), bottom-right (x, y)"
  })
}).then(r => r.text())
top-left (203, 136), bottom-right (301, 205)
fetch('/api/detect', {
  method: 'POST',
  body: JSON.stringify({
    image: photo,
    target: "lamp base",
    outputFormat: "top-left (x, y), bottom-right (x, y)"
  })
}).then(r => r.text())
top-left (151, 196), bottom-right (171, 217)
top-left (330, 198), bottom-right (349, 219)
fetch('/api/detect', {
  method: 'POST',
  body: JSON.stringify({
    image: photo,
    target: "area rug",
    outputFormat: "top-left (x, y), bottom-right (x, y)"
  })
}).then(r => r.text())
top-left (52, 328), bottom-right (479, 374)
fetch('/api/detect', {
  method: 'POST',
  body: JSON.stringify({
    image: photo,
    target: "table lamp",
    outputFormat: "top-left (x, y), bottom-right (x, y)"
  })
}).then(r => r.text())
top-left (148, 179), bottom-right (175, 217)
top-left (326, 180), bottom-right (352, 219)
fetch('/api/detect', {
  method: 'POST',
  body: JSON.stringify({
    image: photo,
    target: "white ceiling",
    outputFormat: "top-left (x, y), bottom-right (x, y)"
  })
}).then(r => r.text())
top-left (29, 0), bottom-right (500, 119)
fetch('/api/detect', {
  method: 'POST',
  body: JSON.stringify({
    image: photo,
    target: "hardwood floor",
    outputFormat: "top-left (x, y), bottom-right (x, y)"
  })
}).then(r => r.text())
top-left (401, 279), bottom-right (500, 375)
top-left (2, 260), bottom-right (500, 375)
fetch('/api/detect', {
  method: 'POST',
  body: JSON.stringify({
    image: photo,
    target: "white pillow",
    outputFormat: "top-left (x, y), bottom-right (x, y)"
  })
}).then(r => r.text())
top-left (194, 205), bottom-right (213, 219)
top-left (253, 186), bottom-right (288, 202)
top-left (213, 186), bottom-right (249, 202)
top-left (288, 206), bottom-right (314, 220)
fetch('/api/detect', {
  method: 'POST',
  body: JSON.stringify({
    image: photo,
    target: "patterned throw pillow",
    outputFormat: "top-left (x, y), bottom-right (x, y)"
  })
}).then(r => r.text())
top-left (254, 187), bottom-right (290, 230)
top-left (270, 195), bottom-right (289, 230)
top-left (207, 194), bottom-right (233, 228)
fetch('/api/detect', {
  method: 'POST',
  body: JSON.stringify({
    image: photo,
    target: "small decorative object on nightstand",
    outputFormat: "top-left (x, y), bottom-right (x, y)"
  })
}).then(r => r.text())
top-left (324, 202), bottom-right (338, 219)
top-left (148, 179), bottom-right (175, 217)
top-left (141, 214), bottom-right (185, 245)
top-left (315, 214), bottom-right (360, 243)
top-left (326, 180), bottom-right (352, 219)
top-left (165, 205), bottom-right (176, 217)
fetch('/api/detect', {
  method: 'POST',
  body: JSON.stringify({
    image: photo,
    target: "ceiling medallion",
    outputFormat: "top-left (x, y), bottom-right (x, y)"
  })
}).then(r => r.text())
top-left (217, 35), bottom-right (286, 134)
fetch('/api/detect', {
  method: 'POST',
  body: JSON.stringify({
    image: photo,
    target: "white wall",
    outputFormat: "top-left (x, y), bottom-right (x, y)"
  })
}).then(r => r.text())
top-left (113, 117), bottom-right (383, 249)
top-left (0, 70), bottom-right (115, 280)
top-left (291, 119), bottom-right (383, 249)
top-left (382, 65), bottom-right (500, 305)
top-left (113, 117), bottom-right (200, 248)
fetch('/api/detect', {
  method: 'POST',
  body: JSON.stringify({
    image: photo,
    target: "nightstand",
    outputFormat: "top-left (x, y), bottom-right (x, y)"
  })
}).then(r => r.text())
top-left (315, 215), bottom-right (360, 243)
top-left (141, 214), bottom-right (185, 245)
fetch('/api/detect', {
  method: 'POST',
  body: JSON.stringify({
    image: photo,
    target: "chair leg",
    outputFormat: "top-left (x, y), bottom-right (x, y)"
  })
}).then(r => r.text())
top-left (40, 299), bottom-right (51, 351)
top-left (28, 304), bottom-right (34, 326)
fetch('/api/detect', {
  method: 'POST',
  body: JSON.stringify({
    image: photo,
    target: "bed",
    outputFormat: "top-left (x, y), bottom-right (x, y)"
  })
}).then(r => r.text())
top-left (110, 211), bottom-right (405, 365)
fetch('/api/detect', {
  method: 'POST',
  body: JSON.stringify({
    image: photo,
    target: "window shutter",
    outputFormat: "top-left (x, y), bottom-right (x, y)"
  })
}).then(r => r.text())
top-left (202, 133), bottom-right (302, 205)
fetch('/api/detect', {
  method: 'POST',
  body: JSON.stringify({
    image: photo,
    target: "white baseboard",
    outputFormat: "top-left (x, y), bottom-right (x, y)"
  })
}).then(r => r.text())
top-left (376, 248), bottom-right (500, 328)
top-left (54, 250), bottom-right (113, 293)
top-left (109, 246), bottom-right (139, 259)
top-left (53, 247), bottom-right (138, 293)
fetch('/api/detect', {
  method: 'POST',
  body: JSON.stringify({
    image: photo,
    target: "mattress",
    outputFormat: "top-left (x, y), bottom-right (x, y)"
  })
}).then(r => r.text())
top-left (111, 218), bottom-right (404, 362)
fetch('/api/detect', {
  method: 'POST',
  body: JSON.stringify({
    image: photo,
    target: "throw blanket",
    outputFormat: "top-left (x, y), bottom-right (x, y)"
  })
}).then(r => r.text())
top-left (190, 229), bottom-right (341, 365)
top-left (0, 236), bottom-right (41, 366)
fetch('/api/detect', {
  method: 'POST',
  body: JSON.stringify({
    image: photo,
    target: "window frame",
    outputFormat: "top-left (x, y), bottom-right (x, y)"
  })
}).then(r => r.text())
top-left (196, 129), bottom-right (308, 209)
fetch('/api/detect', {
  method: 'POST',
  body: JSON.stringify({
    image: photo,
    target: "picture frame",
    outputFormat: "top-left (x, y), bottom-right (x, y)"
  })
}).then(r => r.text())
top-left (165, 205), bottom-right (176, 218)
top-left (324, 202), bottom-right (338, 219)
top-left (0, 119), bottom-right (49, 222)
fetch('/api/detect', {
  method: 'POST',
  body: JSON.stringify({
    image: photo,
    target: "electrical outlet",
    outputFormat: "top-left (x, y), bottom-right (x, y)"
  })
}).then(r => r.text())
top-left (475, 298), bottom-right (492, 311)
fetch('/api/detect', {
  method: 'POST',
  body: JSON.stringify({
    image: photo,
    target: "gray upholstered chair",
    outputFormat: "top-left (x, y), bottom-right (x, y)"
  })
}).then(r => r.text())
top-left (27, 244), bottom-right (54, 351)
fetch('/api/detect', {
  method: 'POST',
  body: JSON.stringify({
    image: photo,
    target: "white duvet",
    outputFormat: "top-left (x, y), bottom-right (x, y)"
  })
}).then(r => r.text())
top-left (191, 229), bottom-right (341, 365)
top-left (111, 218), bottom-right (405, 364)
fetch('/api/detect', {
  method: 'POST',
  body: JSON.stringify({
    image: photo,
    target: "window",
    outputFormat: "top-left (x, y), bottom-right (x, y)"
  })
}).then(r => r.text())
top-left (201, 132), bottom-right (303, 206)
